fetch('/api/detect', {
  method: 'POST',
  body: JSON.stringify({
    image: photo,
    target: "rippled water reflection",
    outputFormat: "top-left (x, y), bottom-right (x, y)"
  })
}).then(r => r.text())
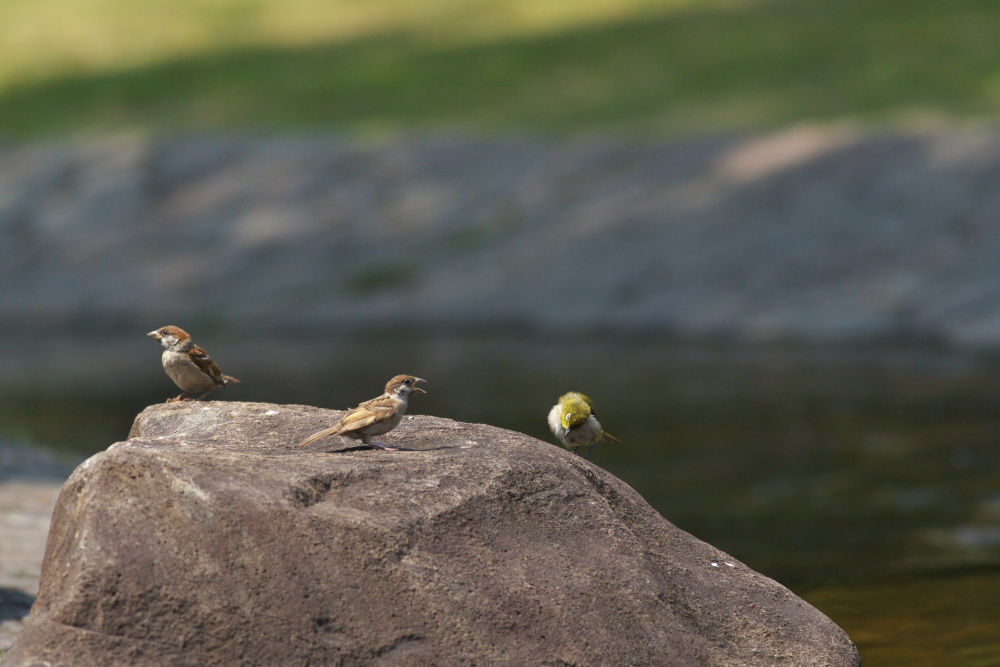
top-left (5, 338), bottom-right (1000, 665)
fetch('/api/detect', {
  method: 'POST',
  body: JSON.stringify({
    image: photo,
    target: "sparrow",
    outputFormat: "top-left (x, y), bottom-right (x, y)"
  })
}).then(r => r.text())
top-left (297, 375), bottom-right (426, 451)
top-left (147, 325), bottom-right (240, 402)
top-left (548, 391), bottom-right (620, 459)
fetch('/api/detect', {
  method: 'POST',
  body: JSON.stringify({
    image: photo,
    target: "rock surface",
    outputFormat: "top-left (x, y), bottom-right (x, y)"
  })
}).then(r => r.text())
top-left (6, 401), bottom-right (859, 666)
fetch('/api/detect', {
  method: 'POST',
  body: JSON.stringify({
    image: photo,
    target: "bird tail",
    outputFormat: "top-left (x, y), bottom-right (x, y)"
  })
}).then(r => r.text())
top-left (223, 375), bottom-right (241, 384)
top-left (600, 431), bottom-right (621, 444)
top-left (297, 426), bottom-right (340, 448)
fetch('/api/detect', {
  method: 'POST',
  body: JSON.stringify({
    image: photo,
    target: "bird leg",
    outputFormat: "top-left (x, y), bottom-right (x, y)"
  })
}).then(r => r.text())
top-left (358, 433), bottom-right (401, 451)
top-left (368, 441), bottom-right (401, 451)
top-left (167, 392), bottom-right (192, 403)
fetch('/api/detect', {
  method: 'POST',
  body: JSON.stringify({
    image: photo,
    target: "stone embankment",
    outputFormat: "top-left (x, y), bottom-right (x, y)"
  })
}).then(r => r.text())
top-left (3, 129), bottom-right (1000, 351)
top-left (0, 443), bottom-right (77, 653)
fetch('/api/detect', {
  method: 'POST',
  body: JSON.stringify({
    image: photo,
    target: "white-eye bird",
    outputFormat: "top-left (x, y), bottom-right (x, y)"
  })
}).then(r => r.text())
top-left (297, 375), bottom-right (426, 451)
top-left (548, 391), bottom-right (620, 459)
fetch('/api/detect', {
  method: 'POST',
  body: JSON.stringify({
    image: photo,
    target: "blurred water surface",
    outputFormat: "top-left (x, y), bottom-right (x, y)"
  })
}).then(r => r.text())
top-left (4, 336), bottom-right (1000, 665)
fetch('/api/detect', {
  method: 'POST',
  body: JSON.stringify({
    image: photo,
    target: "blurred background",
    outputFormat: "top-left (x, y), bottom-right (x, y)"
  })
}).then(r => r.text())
top-left (3, 0), bottom-right (1000, 663)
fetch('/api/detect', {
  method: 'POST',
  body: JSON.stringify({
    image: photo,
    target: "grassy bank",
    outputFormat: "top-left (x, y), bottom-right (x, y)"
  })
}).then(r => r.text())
top-left (0, 0), bottom-right (998, 137)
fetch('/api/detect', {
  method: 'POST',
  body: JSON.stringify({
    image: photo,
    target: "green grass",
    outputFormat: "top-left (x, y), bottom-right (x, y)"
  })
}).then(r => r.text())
top-left (1, 0), bottom-right (1000, 137)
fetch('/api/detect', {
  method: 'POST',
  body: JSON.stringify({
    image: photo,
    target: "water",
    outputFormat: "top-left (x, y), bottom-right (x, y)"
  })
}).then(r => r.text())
top-left (5, 337), bottom-right (1000, 665)
top-left (806, 569), bottom-right (1000, 666)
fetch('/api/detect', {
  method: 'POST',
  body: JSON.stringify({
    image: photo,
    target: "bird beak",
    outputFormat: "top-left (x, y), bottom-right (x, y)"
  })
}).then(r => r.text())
top-left (413, 378), bottom-right (427, 394)
top-left (147, 330), bottom-right (161, 339)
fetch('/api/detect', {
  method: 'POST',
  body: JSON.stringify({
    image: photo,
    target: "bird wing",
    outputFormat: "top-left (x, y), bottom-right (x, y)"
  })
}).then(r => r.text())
top-left (188, 345), bottom-right (226, 385)
top-left (337, 395), bottom-right (399, 434)
top-left (600, 431), bottom-right (621, 444)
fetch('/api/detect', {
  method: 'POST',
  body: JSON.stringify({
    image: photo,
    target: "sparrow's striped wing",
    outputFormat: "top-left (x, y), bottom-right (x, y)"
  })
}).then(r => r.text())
top-left (337, 396), bottom-right (399, 434)
top-left (188, 345), bottom-right (226, 386)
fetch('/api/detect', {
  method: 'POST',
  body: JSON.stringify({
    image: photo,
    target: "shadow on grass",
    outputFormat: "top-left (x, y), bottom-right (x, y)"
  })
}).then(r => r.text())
top-left (1, 0), bottom-right (998, 137)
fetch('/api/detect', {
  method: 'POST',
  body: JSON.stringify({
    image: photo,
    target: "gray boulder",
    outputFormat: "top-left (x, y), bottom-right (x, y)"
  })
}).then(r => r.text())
top-left (6, 401), bottom-right (859, 666)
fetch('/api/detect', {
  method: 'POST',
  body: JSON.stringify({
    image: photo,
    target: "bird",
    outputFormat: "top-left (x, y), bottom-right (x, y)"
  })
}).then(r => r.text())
top-left (548, 391), bottom-right (620, 459)
top-left (147, 325), bottom-right (240, 402)
top-left (297, 375), bottom-right (426, 451)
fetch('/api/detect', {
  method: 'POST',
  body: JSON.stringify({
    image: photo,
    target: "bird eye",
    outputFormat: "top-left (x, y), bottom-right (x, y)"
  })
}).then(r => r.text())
top-left (403, 378), bottom-right (412, 385)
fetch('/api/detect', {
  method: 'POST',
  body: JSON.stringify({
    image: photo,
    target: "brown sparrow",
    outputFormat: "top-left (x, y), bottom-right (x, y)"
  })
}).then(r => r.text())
top-left (147, 325), bottom-right (240, 402)
top-left (297, 375), bottom-right (426, 451)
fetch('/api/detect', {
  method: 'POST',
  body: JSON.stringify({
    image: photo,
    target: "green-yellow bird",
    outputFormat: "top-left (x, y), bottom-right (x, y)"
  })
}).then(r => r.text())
top-left (547, 391), bottom-right (620, 459)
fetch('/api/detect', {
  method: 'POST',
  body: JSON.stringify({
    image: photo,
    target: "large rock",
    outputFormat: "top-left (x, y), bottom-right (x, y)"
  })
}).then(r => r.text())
top-left (6, 401), bottom-right (859, 666)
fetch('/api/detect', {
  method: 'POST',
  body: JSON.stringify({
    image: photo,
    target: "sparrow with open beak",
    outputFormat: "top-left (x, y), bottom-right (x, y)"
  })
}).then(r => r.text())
top-left (147, 325), bottom-right (240, 402)
top-left (548, 391), bottom-right (620, 459)
top-left (297, 375), bottom-right (426, 451)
